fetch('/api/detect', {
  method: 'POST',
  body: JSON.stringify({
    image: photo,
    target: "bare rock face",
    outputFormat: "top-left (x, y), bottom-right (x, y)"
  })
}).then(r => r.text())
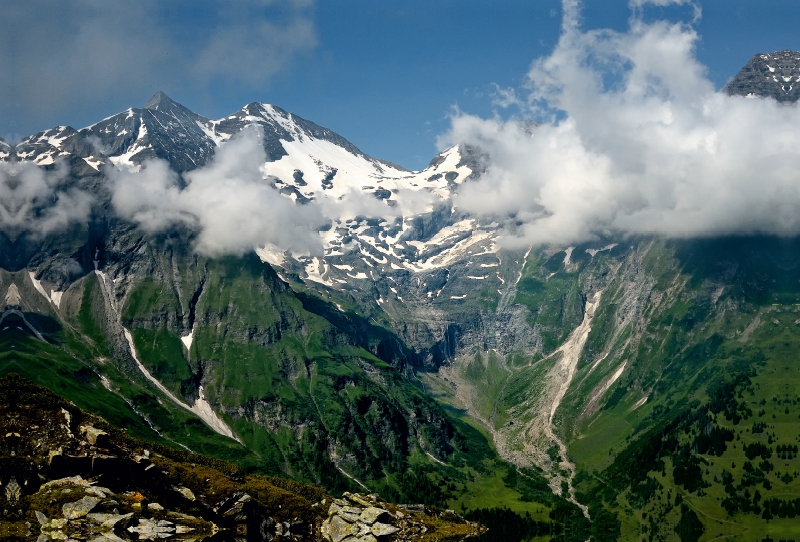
top-left (724, 50), bottom-right (800, 102)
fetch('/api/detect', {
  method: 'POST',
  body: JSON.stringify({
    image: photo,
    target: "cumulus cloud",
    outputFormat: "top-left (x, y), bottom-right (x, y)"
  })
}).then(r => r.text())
top-left (0, 161), bottom-right (93, 238)
top-left (440, 0), bottom-right (800, 248)
top-left (1, 0), bottom-right (316, 137)
top-left (110, 125), bottom-right (438, 257)
top-left (111, 126), bottom-right (326, 256)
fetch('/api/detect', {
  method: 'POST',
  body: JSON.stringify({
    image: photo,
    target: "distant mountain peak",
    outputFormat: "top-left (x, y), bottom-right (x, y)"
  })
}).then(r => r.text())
top-left (143, 90), bottom-right (182, 111)
top-left (724, 50), bottom-right (800, 102)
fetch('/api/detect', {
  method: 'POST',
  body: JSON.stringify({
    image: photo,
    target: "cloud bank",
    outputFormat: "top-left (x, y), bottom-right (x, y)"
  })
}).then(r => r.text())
top-left (0, 161), bottom-right (93, 239)
top-left (110, 126), bottom-right (439, 257)
top-left (441, 0), bottom-right (800, 248)
top-left (111, 127), bottom-right (327, 257)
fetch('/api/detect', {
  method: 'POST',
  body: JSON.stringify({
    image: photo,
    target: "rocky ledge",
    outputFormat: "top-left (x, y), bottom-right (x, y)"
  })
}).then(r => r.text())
top-left (0, 374), bottom-right (482, 542)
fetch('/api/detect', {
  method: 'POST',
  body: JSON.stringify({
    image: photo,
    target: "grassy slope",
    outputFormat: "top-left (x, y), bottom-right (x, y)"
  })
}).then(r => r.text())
top-left (561, 237), bottom-right (800, 539)
top-left (3, 248), bottom-right (571, 533)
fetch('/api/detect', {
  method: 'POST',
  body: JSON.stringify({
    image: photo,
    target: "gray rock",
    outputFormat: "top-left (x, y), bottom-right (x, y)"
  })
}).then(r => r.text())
top-left (320, 516), bottom-right (356, 542)
top-left (327, 503), bottom-right (343, 517)
top-left (358, 507), bottom-right (390, 525)
top-left (127, 518), bottom-right (175, 540)
top-left (84, 486), bottom-right (112, 498)
top-left (88, 534), bottom-right (127, 542)
top-left (81, 425), bottom-right (109, 447)
top-left (174, 486), bottom-right (196, 501)
top-left (339, 511), bottom-right (362, 523)
top-left (371, 522), bottom-right (400, 537)
top-left (62, 496), bottom-right (102, 519)
top-left (87, 512), bottom-right (133, 530)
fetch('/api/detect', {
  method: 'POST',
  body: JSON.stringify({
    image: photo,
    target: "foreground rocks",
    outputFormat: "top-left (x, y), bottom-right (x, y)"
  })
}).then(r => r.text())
top-left (320, 492), bottom-right (482, 542)
top-left (0, 374), bottom-right (482, 542)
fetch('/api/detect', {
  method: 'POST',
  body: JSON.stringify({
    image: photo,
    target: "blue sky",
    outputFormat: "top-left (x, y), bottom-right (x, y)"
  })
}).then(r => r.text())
top-left (4, 0), bottom-right (800, 170)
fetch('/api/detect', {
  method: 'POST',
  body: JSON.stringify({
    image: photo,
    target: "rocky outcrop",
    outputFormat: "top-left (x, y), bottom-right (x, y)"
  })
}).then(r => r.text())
top-left (321, 492), bottom-right (482, 542)
top-left (0, 374), bottom-right (481, 542)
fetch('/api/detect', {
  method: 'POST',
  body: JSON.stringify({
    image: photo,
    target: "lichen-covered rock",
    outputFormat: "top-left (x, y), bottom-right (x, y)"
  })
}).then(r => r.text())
top-left (85, 486), bottom-right (113, 499)
top-left (358, 507), bottom-right (389, 525)
top-left (370, 522), bottom-right (399, 537)
top-left (320, 515), bottom-right (356, 542)
top-left (80, 425), bottom-right (110, 447)
top-left (173, 487), bottom-right (196, 501)
top-left (62, 496), bottom-right (102, 519)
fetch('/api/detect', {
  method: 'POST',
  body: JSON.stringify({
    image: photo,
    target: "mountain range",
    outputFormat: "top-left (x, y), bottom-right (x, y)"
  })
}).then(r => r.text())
top-left (3, 51), bottom-right (800, 541)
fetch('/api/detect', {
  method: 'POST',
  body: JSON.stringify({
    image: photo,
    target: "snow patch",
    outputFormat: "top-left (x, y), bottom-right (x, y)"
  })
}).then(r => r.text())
top-left (563, 246), bottom-right (574, 267)
top-left (256, 244), bottom-right (285, 266)
top-left (28, 272), bottom-right (64, 308)
top-left (586, 244), bottom-right (618, 257)
top-left (181, 330), bottom-right (194, 352)
top-left (123, 327), bottom-right (240, 442)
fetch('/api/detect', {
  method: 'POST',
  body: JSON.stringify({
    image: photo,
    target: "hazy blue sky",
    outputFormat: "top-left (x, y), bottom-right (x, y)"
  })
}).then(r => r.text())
top-left (3, 0), bottom-right (800, 169)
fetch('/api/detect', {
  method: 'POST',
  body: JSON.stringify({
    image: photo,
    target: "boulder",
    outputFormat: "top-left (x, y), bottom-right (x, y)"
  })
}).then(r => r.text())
top-left (321, 515), bottom-right (356, 542)
top-left (62, 496), bottom-right (102, 519)
top-left (371, 522), bottom-right (400, 537)
top-left (359, 507), bottom-right (390, 525)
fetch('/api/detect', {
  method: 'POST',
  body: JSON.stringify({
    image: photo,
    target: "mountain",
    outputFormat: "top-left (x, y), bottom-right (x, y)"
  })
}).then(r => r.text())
top-left (724, 50), bottom-right (800, 102)
top-left (0, 373), bottom-right (482, 542)
top-left (2, 92), bottom-right (592, 538)
top-left (3, 51), bottom-right (800, 540)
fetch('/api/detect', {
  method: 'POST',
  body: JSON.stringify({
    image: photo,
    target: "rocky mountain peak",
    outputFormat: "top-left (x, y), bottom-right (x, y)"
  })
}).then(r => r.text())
top-left (143, 91), bottom-right (185, 113)
top-left (724, 50), bottom-right (800, 102)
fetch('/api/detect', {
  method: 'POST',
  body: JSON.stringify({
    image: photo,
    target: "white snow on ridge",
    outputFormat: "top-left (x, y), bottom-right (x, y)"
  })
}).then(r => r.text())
top-left (256, 244), bottom-right (286, 266)
top-left (28, 272), bottom-right (64, 308)
top-left (123, 327), bottom-right (240, 442)
top-left (109, 122), bottom-right (149, 168)
top-left (50, 290), bottom-right (64, 308)
top-left (586, 244), bottom-right (618, 257)
top-left (196, 120), bottom-right (230, 146)
top-left (83, 156), bottom-right (104, 170)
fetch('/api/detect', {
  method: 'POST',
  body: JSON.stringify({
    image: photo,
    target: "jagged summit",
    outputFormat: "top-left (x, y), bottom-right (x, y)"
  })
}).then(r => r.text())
top-left (724, 50), bottom-right (800, 102)
top-left (142, 90), bottom-right (186, 112)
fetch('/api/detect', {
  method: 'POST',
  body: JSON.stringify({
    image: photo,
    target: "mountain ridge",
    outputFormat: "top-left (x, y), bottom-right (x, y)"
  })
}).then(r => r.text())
top-left (3, 52), bottom-right (800, 540)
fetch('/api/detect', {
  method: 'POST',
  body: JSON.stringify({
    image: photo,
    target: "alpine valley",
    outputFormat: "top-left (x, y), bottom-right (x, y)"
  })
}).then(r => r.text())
top-left (3, 52), bottom-right (800, 542)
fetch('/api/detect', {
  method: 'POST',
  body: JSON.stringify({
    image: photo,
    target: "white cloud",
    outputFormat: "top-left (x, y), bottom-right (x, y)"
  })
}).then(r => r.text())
top-left (111, 126), bottom-right (327, 256)
top-left (439, 0), bottom-right (800, 248)
top-left (110, 124), bottom-right (439, 257)
top-left (0, 161), bottom-right (93, 238)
